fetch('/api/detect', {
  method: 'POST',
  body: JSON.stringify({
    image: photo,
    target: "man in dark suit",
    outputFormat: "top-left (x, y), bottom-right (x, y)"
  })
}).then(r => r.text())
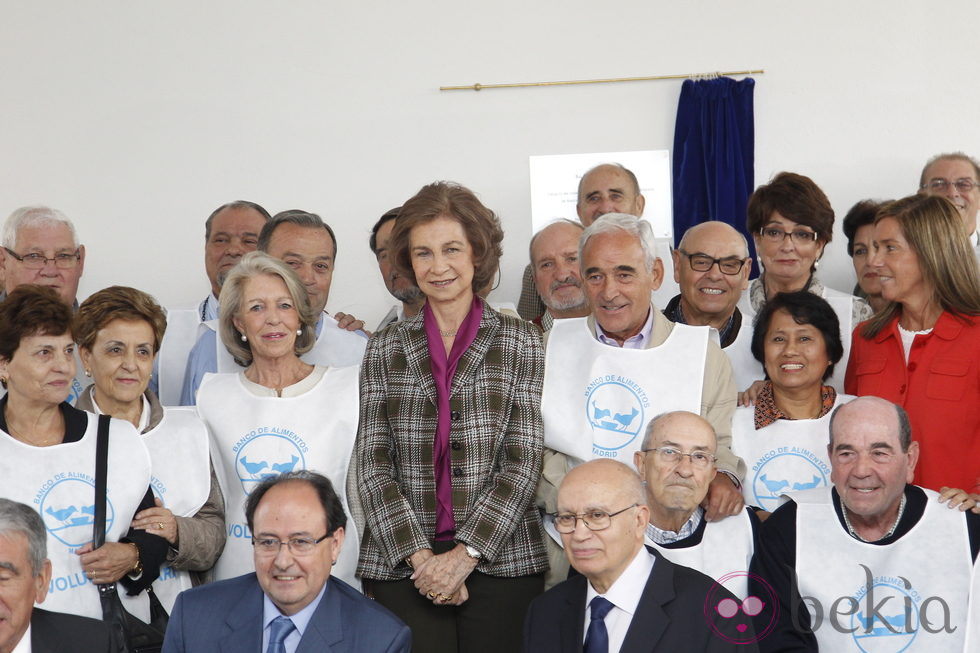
top-left (162, 470), bottom-right (410, 653)
top-left (0, 498), bottom-right (110, 653)
top-left (525, 460), bottom-right (757, 652)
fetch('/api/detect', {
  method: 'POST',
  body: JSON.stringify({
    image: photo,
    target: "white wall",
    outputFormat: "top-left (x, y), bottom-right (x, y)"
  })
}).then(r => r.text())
top-left (2, 2), bottom-right (978, 327)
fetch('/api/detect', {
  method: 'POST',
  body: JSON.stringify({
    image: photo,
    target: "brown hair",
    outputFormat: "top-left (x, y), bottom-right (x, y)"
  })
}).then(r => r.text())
top-left (746, 172), bottom-right (835, 243)
top-left (75, 286), bottom-right (168, 353)
top-left (861, 194), bottom-right (980, 338)
top-left (391, 181), bottom-right (504, 294)
top-left (0, 285), bottom-right (73, 362)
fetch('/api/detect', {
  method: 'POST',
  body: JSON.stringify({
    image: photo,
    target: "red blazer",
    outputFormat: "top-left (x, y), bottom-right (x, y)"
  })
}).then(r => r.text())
top-left (845, 311), bottom-right (980, 493)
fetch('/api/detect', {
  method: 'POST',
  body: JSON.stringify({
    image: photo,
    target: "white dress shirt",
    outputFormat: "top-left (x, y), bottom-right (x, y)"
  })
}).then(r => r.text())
top-left (261, 583), bottom-right (327, 653)
top-left (12, 623), bottom-right (30, 653)
top-left (583, 547), bottom-right (656, 652)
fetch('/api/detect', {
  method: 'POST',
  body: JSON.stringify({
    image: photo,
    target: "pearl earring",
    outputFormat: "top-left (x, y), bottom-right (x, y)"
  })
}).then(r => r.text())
top-left (84, 369), bottom-right (92, 377)
top-left (241, 334), bottom-right (247, 342)
top-left (296, 329), bottom-right (302, 336)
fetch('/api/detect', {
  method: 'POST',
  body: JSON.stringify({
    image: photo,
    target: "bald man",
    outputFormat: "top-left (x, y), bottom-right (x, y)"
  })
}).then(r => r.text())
top-left (635, 411), bottom-right (761, 599)
top-left (525, 459), bottom-right (754, 652)
top-left (664, 221), bottom-right (762, 391)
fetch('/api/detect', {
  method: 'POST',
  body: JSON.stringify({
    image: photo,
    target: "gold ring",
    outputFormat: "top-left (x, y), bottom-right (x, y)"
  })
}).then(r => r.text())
top-left (439, 594), bottom-right (453, 602)
top-left (426, 591), bottom-right (437, 599)
top-left (157, 522), bottom-right (164, 530)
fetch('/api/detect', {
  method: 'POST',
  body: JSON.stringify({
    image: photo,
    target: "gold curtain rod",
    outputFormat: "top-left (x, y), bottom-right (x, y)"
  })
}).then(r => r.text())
top-left (440, 69), bottom-right (764, 92)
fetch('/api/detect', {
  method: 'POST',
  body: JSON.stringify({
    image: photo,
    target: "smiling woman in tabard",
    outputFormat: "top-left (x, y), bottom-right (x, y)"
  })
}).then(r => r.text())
top-left (74, 285), bottom-right (225, 609)
top-left (194, 251), bottom-right (361, 588)
top-left (0, 285), bottom-right (167, 623)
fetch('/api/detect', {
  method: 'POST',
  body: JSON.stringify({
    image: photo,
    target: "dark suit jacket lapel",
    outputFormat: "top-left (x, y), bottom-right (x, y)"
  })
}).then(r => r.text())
top-left (620, 549), bottom-right (674, 653)
top-left (297, 581), bottom-right (343, 653)
top-left (400, 312), bottom-right (438, 407)
top-left (450, 301), bottom-right (498, 397)
top-left (560, 576), bottom-right (588, 653)
top-left (218, 579), bottom-right (265, 653)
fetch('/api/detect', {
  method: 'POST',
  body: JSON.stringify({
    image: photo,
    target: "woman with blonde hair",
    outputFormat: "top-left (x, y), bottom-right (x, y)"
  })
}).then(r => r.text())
top-left (845, 194), bottom-right (980, 493)
top-left (195, 251), bottom-right (361, 586)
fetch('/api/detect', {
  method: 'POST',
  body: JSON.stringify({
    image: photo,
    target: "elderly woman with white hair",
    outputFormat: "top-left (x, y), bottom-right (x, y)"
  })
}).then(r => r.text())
top-left (195, 251), bottom-right (360, 586)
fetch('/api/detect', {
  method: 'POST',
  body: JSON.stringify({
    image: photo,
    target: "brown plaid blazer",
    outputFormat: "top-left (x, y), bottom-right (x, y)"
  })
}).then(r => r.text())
top-left (354, 299), bottom-right (548, 581)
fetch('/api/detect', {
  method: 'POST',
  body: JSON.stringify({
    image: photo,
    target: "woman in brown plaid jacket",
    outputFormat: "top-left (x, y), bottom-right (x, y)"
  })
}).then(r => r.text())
top-left (355, 182), bottom-right (548, 652)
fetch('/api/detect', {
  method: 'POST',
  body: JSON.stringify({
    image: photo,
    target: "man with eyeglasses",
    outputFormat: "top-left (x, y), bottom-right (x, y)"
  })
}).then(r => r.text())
top-left (634, 411), bottom-right (761, 600)
top-left (919, 152), bottom-right (980, 262)
top-left (0, 206), bottom-right (89, 402)
top-left (524, 459), bottom-right (752, 652)
top-left (665, 221), bottom-right (762, 390)
top-left (163, 470), bottom-right (410, 653)
top-left (749, 397), bottom-right (980, 652)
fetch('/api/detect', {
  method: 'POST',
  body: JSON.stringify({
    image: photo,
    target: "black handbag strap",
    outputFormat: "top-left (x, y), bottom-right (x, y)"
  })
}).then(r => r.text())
top-left (93, 413), bottom-right (111, 549)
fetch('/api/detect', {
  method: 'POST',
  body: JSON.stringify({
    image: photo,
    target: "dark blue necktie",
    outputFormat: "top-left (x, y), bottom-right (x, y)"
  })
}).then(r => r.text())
top-left (266, 615), bottom-right (296, 653)
top-left (584, 596), bottom-right (615, 653)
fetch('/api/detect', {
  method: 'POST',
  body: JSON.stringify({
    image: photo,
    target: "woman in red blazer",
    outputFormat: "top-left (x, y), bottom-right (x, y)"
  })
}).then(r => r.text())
top-left (845, 194), bottom-right (980, 493)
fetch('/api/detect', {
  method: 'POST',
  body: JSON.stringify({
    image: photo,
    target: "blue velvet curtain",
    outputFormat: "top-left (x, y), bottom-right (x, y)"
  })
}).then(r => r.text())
top-left (672, 76), bottom-right (756, 274)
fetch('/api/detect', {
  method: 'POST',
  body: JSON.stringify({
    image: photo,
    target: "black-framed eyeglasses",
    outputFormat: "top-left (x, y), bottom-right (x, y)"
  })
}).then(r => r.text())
top-left (3, 247), bottom-right (81, 270)
top-left (678, 250), bottom-right (748, 275)
top-left (551, 504), bottom-right (638, 534)
top-left (921, 178), bottom-right (978, 193)
top-left (758, 227), bottom-right (818, 244)
top-left (642, 446), bottom-right (717, 469)
top-left (251, 533), bottom-right (330, 556)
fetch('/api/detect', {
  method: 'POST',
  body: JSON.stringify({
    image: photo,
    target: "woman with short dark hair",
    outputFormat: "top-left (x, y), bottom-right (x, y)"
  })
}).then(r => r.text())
top-left (0, 285), bottom-right (167, 621)
top-left (355, 181), bottom-right (547, 652)
top-left (74, 285), bottom-right (225, 605)
top-left (732, 291), bottom-right (855, 511)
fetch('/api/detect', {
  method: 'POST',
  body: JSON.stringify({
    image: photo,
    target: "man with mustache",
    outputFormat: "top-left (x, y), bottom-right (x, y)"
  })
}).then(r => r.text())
top-left (634, 411), bottom-right (760, 599)
top-left (919, 152), bottom-right (980, 263)
top-left (529, 219), bottom-right (589, 330)
top-left (370, 207), bottom-right (424, 332)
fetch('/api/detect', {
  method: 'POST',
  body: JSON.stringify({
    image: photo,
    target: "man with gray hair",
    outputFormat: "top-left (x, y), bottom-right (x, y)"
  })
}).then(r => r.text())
top-left (918, 152), bottom-right (980, 261)
top-left (0, 498), bottom-right (110, 652)
top-left (517, 163), bottom-right (679, 321)
top-left (634, 411), bottom-right (761, 599)
top-left (0, 206), bottom-right (85, 308)
top-left (750, 396), bottom-right (980, 652)
top-left (537, 213), bottom-right (744, 584)
top-left (528, 219), bottom-right (590, 330)
top-left (180, 209), bottom-right (368, 405)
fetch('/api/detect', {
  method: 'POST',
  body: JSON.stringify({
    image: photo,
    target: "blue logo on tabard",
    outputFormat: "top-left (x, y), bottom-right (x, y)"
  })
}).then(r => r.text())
top-left (585, 380), bottom-right (645, 451)
top-left (849, 579), bottom-right (919, 652)
top-left (750, 449), bottom-right (830, 511)
top-left (39, 477), bottom-right (114, 548)
top-left (234, 431), bottom-right (307, 495)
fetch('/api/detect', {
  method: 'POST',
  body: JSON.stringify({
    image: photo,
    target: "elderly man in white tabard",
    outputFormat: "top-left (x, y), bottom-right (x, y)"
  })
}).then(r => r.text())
top-left (749, 396), bottom-right (980, 652)
top-left (536, 213), bottom-right (745, 586)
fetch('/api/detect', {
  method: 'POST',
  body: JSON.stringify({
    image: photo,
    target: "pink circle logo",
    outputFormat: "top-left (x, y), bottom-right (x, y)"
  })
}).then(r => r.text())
top-left (702, 571), bottom-right (779, 645)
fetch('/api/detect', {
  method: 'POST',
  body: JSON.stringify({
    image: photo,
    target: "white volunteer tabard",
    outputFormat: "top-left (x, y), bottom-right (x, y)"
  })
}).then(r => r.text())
top-left (794, 487), bottom-right (970, 652)
top-left (140, 406), bottom-right (212, 611)
top-left (732, 394), bottom-right (854, 511)
top-left (965, 559), bottom-right (980, 651)
top-left (210, 312), bottom-right (368, 373)
top-left (645, 509), bottom-right (755, 599)
top-left (735, 287), bottom-right (855, 393)
top-left (197, 366), bottom-right (361, 587)
top-left (157, 303), bottom-right (203, 406)
top-left (0, 415), bottom-right (151, 620)
top-left (542, 316), bottom-right (706, 465)
top-left (721, 319), bottom-right (760, 394)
